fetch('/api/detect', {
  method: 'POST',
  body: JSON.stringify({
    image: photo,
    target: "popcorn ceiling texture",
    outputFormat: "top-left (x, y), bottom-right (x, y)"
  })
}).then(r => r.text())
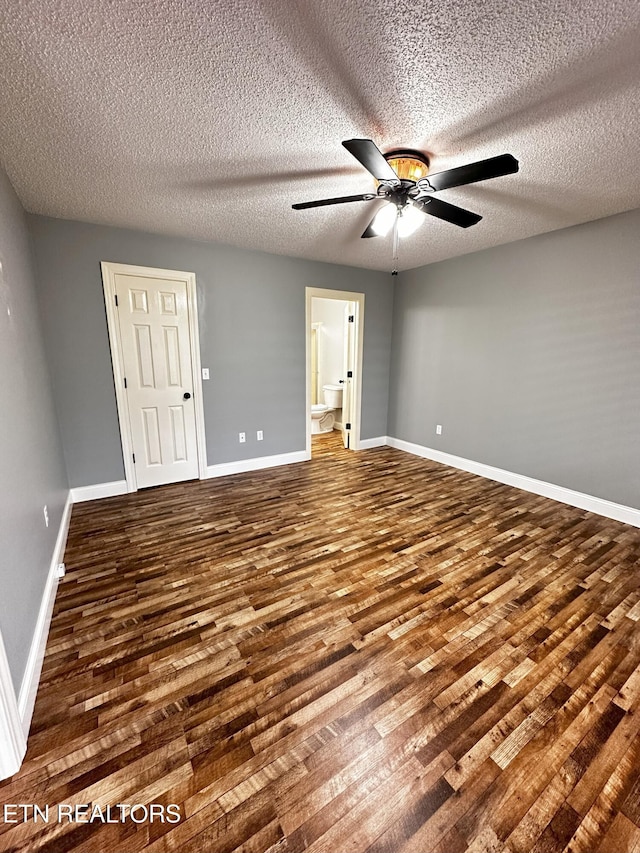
top-left (0, 0), bottom-right (639, 271)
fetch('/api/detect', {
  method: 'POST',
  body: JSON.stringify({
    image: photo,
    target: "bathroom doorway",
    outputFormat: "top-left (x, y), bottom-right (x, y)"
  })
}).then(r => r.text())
top-left (305, 287), bottom-right (364, 457)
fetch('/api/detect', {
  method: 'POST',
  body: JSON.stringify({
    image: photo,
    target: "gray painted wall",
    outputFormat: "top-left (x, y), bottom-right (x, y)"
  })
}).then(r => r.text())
top-left (0, 170), bottom-right (68, 692)
top-left (390, 208), bottom-right (640, 509)
top-left (28, 216), bottom-right (394, 488)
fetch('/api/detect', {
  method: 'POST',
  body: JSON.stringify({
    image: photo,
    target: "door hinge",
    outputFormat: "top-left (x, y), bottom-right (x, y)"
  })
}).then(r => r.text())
top-left (123, 377), bottom-right (127, 389)
top-left (348, 314), bottom-right (354, 323)
top-left (114, 294), bottom-right (119, 307)
top-left (347, 370), bottom-right (353, 378)
top-left (132, 453), bottom-right (136, 464)
top-left (345, 422), bottom-right (351, 430)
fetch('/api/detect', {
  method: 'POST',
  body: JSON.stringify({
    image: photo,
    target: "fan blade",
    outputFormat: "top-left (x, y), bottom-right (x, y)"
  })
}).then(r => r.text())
top-left (412, 197), bottom-right (481, 228)
top-left (292, 193), bottom-right (375, 210)
top-left (342, 139), bottom-right (400, 183)
top-left (417, 154), bottom-right (518, 193)
top-left (361, 218), bottom-right (379, 238)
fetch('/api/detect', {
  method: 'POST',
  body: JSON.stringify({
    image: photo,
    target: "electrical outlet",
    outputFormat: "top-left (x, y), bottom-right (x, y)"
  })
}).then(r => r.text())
top-left (257, 430), bottom-right (263, 441)
top-left (239, 432), bottom-right (246, 443)
top-left (202, 367), bottom-right (210, 380)
top-left (43, 505), bottom-right (49, 527)
top-left (436, 424), bottom-right (442, 435)
top-left (56, 563), bottom-right (66, 578)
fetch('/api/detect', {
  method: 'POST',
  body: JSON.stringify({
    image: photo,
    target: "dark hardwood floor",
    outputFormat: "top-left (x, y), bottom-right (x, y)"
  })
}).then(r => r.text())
top-left (1, 431), bottom-right (640, 852)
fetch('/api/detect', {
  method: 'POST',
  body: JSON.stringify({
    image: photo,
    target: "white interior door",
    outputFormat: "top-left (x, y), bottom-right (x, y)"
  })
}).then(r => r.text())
top-left (115, 272), bottom-right (200, 488)
top-left (342, 303), bottom-right (356, 449)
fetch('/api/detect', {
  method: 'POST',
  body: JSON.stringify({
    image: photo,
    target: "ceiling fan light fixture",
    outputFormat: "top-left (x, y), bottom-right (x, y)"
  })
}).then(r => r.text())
top-left (369, 204), bottom-right (397, 237)
top-left (397, 203), bottom-right (425, 237)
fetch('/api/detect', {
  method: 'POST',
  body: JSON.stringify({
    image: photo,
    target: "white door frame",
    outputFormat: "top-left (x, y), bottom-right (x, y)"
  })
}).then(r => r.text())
top-left (305, 287), bottom-right (365, 457)
top-left (101, 262), bottom-right (207, 492)
top-left (0, 630), bottom-right (26, 780)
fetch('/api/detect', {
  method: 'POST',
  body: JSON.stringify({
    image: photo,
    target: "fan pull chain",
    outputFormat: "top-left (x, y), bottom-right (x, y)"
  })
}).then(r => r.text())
top-left (391, 209), bottom-right (399, 275)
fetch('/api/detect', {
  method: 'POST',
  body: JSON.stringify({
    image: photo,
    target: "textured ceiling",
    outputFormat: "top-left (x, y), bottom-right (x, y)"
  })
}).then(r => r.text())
top-left (0, 0), bottom-right (639, 272)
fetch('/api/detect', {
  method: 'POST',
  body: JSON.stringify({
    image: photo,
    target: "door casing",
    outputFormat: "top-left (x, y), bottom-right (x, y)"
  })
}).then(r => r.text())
top-left (101, 262), bottom-right (207, 491)
top-left (305, 287), bottom-right (365, 456)
top-left (0, 630), bottom-right (26, 780)
top-left (342, 300), bottom-right (356, 448)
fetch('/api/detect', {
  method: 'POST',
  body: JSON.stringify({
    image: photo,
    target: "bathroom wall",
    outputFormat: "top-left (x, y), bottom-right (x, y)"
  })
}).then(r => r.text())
top-left (311, 297), bottom-right (348, 424)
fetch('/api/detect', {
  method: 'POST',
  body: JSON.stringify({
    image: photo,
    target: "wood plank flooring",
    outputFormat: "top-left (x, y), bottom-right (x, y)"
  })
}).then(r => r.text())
top-left (1, 431), bottom-right (640, 852)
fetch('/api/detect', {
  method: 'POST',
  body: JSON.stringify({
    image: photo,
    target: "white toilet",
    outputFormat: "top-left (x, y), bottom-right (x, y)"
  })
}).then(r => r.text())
top-left (311, 384), bottom-right (344, 434)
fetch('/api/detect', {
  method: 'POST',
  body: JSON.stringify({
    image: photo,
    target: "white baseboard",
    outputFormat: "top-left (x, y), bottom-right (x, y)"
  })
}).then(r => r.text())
top-left (358, 435), bottom-right (389, 450)
top-left (0, 490), bottom-right (72, 779)
top-left (18, 491), bottom-right (73, 737)
top-left (70, 480), bottom-right (127, 502)
top-left (207, 450), bottom-right (308, 479)
top-left (387, 437), bottom-right (640, 528)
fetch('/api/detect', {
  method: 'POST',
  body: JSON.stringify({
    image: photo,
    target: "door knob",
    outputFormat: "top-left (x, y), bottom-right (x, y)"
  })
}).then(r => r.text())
top-left (183, 392), bottom-right (192, 400)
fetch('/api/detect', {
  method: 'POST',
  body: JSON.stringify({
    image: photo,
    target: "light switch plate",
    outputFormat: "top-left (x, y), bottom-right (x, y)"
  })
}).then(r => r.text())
top-left (202, 368), bottom-right (210, 380)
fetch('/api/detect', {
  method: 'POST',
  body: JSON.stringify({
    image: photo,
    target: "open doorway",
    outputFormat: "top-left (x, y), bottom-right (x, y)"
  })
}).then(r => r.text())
top-left (305, 287), bottom-right (364, 458)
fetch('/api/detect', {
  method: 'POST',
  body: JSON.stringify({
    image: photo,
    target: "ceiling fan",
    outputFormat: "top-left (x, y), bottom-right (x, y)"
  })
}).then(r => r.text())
top-left (292, 139), bottom-right (519, 239)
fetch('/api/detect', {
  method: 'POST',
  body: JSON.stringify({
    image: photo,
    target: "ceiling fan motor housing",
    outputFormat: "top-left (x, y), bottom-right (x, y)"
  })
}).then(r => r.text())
top-left (378, 150), bottom-right (431, 205)
top-left (378, 181), bottom-right (417, 208)
top-left (383, 149), bottom-right (430, 182)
